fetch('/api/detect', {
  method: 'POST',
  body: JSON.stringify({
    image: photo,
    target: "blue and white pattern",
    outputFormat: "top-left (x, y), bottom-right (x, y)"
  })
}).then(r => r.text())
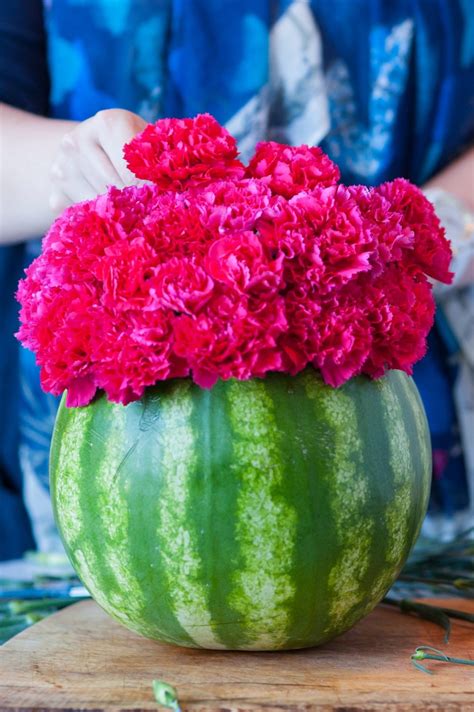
top-left (322, 19), bottom-right (414, 181)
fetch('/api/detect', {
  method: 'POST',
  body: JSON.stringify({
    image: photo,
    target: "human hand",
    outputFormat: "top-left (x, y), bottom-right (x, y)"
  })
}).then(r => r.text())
top-left (49, 109), bottom-right (147, 213)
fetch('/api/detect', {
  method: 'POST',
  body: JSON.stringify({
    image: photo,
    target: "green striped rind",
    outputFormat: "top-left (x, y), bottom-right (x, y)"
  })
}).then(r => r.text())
top-left (401, 374), bottom-right (432, 541)
top-left (359, 371), bottom-right (432, 609)
top-left (226, 380), bottom-right (297, 650)
top-left (302, 373), bottom-right (374, 635)
top-left (51, 391), bottom-right (192, 645)
top-left (122, 391), bottom-right (195, 645)
top-left (49, 404), bottom-right (109, 607)
top-left (381, 378), bottom-right (415, 564)
top-left (154, 382), bottom-right (225, 648)
top-left (51, 397), bottom-right (144, 633)
top-left (50, 369), bottom-right (431, 650)
top-left (82, 401), bottom-right (146, 627)
top-left (259, 374), bottom-right (336, 647)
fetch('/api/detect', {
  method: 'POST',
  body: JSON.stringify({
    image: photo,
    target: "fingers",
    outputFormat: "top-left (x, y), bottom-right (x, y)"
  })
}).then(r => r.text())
top-left (77, 140), bottom-right (125, 194)
top-left (95, 109), bottom-right (147, 185)
top-left (49, 109), bottom-right (148, 213)
top-left (50, 146), bottom-right (98, 213)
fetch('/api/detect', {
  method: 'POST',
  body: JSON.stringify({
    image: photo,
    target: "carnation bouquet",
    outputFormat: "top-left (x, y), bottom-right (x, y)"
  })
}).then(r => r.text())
top-left (17, 115), bottom-right (453, 651)
top-left (17, 113), bottom-right (451, 407)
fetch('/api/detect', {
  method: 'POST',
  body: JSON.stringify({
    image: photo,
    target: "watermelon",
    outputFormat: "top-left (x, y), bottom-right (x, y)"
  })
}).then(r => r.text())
top-left (50, 368), bottom-right (431, 650)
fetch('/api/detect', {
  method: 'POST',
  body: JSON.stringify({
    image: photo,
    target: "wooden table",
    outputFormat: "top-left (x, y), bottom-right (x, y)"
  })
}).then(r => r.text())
top-left (0, 599), bottom-right (472, 711)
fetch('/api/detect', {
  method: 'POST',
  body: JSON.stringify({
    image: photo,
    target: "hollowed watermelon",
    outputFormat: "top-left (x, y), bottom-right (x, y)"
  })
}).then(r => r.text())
top-left (50, 368), bottom-right (431, 650)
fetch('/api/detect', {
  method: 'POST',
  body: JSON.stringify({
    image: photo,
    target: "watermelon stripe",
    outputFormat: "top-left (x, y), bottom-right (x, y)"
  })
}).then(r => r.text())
top-left (188, 383), bottom-right (246, 649)
top-left (348, 374), bottom-right (403, 614)
top-left (226, 379), bottom-right (297, 650)
top-left (302, 373), bottom-right (374, 634)
top-left (156, 382), bottom-right (225, 649)
top-left (350, 373), bottom-right (431, 610)
top-left (124, 393), bottom-right (193, 645)
top-left (92, 403), bottom-right (146, 625)
top-left (399, 373), bottom-right (432, 539)
top-left (392, 373), bottom-right (426, 552)
top-left (51, 404), bottom-right (112, 614)
top-left (52, 403), bottom-right (91, 544)
top-left (263, 373), bottom-right (337, 646)
top-left (68, 397), bottom-right (148, 633)
top-left (379, 375), bottom-right (415, 567)
top-left (402, 373), bottom-right (432, 482)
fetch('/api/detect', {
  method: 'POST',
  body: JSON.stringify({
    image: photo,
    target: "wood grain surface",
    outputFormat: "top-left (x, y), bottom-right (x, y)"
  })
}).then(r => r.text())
top-left (0, 598), bottom-right (473, 711)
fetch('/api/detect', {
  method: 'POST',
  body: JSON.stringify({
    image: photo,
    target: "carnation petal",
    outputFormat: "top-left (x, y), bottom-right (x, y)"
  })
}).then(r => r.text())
top-left (66, 376), bottom-right (98, 408)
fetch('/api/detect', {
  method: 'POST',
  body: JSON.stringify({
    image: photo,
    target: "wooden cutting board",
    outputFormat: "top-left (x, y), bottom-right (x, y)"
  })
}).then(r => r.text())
top-left (0, 598), bottom-right (473, 711)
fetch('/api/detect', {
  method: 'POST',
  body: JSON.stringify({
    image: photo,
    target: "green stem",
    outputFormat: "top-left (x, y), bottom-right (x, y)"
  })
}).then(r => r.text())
top-left (433, 606), bottom-right (474, 623)
top-left (385, 597), bottom-right (474, 623)
top-left (420, 654), bottom-right (474, 665)
top-left (411, 646), bottom-right (474, 674)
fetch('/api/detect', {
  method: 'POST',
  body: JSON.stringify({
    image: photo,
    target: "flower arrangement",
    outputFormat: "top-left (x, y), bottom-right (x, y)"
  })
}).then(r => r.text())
top-left (17, 114), bottom-right (452, 407)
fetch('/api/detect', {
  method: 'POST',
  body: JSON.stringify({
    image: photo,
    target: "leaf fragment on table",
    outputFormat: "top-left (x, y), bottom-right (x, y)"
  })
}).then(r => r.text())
top-left (153, 679), bottom-right (181, 711)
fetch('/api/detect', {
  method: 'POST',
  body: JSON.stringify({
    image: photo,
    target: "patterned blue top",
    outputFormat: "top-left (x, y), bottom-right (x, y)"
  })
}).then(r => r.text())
top-left (1, 0), bottom-right (473, 555)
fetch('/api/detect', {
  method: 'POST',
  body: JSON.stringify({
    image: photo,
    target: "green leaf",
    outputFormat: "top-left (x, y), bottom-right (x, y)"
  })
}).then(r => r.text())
top-left (384, 597), bottom-right (452, 642)
top-left (152, 679), bottom-right (181, 711)
top-left (400, 600), bottom-right (452, 643)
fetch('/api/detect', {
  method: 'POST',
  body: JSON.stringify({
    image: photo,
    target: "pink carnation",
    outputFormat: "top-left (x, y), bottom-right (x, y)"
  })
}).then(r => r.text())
top-left (150, 258), bottom-right (214, 314)
top-left (364, 267), bottom-right (435, 377)
top-left (16, 114), bottom-right (451, 405)
top-left (247, 141), bottom-right (340, 198)
top-left (173, 293), bottom-right (286, 389)
top-left (292, 186), bottom-right (375, 291)
top-left (124, 113), bottom-right (245, 190)
top-left (376, 178), bottom-right (453, 283)
top-left (193, 178), bottom-right (271, 232)
top-left (313, 302), bottom-right (373, 387)
top-left (206, 231), bottom-right (283, 297)
top-left (350, 185), bottom-right (414, 270)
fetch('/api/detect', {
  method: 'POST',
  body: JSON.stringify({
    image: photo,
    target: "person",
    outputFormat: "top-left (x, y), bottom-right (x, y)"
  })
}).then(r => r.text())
top-left (0, 0), bottom-right (473, 558)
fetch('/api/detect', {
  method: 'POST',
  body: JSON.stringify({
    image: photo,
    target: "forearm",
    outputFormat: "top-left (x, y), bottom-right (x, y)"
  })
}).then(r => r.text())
top-left (0, 104), bottom-right (76, 243)
top-left (424, 146), bottom-right (474, 211)
top-left (424, 147), bottom-right (474, 291)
